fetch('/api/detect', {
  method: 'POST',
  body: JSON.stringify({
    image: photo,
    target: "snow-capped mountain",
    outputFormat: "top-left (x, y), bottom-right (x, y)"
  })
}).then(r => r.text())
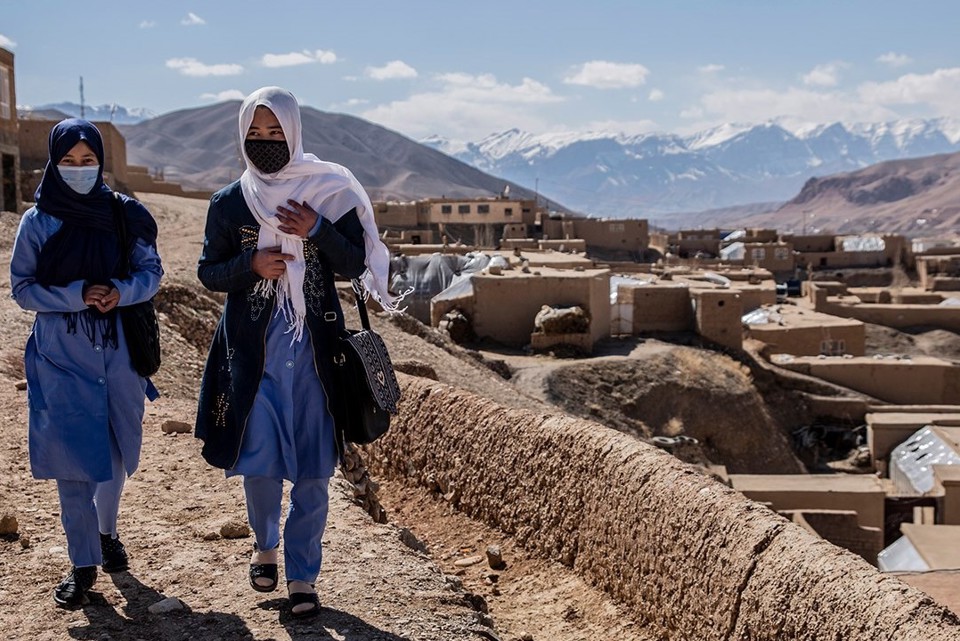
top-left (422, 119), bottom-right (960, 217)
top-left (20, 102), bottom-right (156, 125)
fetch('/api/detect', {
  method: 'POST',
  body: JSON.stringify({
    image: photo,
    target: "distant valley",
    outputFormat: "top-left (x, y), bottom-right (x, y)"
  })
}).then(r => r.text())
top-left (424, 120), bottom-right (960, 219)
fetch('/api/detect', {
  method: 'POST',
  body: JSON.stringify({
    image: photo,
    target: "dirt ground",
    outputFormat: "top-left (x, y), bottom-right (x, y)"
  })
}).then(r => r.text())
top-left (0, 193), bottom-right (666, 641)
top-left (3, 192), bottom-right (953, 640)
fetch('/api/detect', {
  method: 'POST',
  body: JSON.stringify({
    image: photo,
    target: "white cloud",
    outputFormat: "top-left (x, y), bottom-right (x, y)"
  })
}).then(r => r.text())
top-left (698, 64), bottom-right (725, 74)
top-left (563, 61), bottom-right (650, 89)
top-left (345, 98), bottom-right (369, 106)
top-left (139, 20), bottom-right (156, 29)
top-left (0, 34), bottom-right (16, 49)
top-left (680, 106), bottom-right (705, 119)
top-left (365, 60), bottom-right (418, 81)
top-left (201, 89), bottom-right (246, 102)
top-left (877, 52), bottom-right (912, 68)
top-left (181, 12), bottom-right (206, 26)
top-left (166, 58), bottom-right (243, 77)
top-left (584, 119), bottom-right (659, 136)
top-left (694, 86), bottom-right (896, 124)
top-left (859, 67), bottom-right (960, 115)
top-left (802, 62), bottom-right (848, 87)
top-left (361, 73), bottom-right (563, 139)
top-left (648, 88), bottom-right (665, 102)
top-left (261, 50), bottom-right (337, 68)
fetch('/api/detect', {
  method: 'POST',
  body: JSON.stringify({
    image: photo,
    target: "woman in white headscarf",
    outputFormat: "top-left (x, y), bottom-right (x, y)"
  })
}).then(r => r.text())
top-left (195, 87), bottom-right (395, 618)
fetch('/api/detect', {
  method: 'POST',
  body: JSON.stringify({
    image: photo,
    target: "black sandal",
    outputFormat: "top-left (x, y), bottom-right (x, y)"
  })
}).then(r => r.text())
top-left (249, 544), bottom-right (278, 593)
top-left (289, 590), bottom-right (321, 618)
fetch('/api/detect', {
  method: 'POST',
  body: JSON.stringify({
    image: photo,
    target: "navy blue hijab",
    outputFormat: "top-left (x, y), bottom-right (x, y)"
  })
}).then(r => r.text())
top-left (34, 119), bottom-right (158, 345)
top-left (34, 119), bottom-right (157, 286)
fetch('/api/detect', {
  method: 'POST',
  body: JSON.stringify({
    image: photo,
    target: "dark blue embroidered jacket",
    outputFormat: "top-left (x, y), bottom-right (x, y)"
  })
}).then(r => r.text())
top-left (195, 180), bottom-right (366, 469)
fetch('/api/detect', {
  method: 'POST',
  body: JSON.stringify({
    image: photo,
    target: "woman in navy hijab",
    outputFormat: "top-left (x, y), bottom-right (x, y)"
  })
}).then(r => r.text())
top-left (9, 119), bottom-right (162, 608)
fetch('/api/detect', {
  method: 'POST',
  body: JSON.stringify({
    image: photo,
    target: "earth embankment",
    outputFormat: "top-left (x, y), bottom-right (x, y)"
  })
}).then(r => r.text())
top-left (370, 375), bottom-right (960, 640)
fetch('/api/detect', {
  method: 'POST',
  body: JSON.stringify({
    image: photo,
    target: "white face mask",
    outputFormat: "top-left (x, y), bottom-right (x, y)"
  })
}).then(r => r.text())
top-left (57, 165), bottom-right (100, 195)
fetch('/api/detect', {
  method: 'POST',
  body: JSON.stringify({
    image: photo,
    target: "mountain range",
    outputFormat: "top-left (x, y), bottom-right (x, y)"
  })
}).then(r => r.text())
top-left (20, 102), bottom-right (156, 125)
top-left (117, 101), bottom-right (554, 207)
top-left (422, 119), bottom-right (960, 217)
top-left (25, 101), bottom-right (960, 235)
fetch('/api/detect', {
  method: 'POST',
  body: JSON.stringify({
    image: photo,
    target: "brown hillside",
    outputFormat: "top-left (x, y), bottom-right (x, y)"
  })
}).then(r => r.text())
top-left (655, 151), bottom-right (960, 235)
top-left (759, 151), bottom-right (960, 235)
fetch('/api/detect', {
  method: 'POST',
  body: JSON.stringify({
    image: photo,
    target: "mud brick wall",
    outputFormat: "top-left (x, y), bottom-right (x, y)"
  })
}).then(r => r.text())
top-left (369, 375), bottom-right (960, 641)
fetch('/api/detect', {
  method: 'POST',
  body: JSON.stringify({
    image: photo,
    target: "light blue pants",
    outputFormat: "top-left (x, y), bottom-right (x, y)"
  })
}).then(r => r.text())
top-left (243, 476), bottom-right (330, 584)
top-left (55, 433), bottom-right (126, 567)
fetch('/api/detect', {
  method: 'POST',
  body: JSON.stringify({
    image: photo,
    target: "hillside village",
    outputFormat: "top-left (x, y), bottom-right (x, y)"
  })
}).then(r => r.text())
top-left (3, 46), bottom-right (960, 640)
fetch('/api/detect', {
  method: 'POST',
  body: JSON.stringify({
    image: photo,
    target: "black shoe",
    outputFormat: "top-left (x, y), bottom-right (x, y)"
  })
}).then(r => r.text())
top-left (100, 533), bottom-right (129, 573)
top-left (53, 566), bottom-right (97, 608)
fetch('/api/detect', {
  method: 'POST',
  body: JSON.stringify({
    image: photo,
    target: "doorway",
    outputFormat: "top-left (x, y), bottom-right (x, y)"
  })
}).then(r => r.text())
top-left (1, 154), bottom-right (15, 212)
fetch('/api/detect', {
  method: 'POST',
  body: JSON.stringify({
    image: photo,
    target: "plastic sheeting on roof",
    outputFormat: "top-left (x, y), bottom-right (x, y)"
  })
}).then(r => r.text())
top-left (840, 236), bottom-right (886, 252)
top-left (389, 252), bottom-right (492, 323)
top-left (609, 275), bottom-right (650, 305)
top-left (940, 297), bottom-right (960, 307)
top-left (701, 272), bottom-right (731, 288)
top-left (721, 242), bottom-right (745, 260)
top-left (742, 308), bottom-right (781, 325)
top-left (889, 426), bottom-right (960, 495)
top-left (877, 535), bottom-right (930, 572)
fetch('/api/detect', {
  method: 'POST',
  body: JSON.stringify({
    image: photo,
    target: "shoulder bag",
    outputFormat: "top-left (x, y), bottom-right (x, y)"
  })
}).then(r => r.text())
top-left (333, 280), bottom-right (401, 444)
top-left (111, 192), bottom-right (162, 378)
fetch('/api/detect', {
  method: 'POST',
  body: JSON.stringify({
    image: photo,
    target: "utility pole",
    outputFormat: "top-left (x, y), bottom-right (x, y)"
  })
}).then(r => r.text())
top-left (79, 76), bottom-right (85, 119)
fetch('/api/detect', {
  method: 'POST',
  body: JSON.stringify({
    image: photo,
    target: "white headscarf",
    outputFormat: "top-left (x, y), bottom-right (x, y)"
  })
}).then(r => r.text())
top-left (238, 87), bottom-right (398, 341)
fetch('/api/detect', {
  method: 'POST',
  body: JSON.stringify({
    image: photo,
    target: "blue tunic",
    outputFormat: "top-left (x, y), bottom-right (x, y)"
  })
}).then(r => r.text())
top-left (10, 207), bottom-right (163, 483)
top-left (227, 222), bottom-right (337, 482)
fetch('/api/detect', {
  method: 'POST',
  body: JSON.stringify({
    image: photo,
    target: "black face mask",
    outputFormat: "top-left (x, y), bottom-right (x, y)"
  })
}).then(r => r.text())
top-left (244, 139), bottom-right (290, 174)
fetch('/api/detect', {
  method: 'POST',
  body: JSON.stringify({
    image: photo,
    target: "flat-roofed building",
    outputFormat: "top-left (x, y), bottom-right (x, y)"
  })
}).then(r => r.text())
top-left (744, 305), bottom-right (865, 356)
top-left (0, 47), bottom-right (20, 212)
top-left (730, 473), bottom-right (887, 532)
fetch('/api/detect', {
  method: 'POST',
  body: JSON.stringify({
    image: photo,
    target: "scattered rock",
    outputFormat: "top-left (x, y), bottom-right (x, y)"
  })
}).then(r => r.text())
top-left (444, 575), bottom-right (463, 591)
top-left (14, 380), bottom-right (26, 391)
top-left (19, 535), bottom-right (30, 549)
top-left (454, 554), bottom-right (483, 568)
top-left (161, 420), bottom-right (192, 435)
top-left (485, 544), bottom-right (505, 570)
top-left (147, 596), bottom-right (185, 614)
top-left (464, 591), bottom-right (489, 614)
top-left (202, 531), bottom-right (221, 541)
top-left (219, 521), bottom-right (250, 539)
top-left (0, 514), bottom-right (18, 536)
top-left (399, 527), bottom-right (428, 554)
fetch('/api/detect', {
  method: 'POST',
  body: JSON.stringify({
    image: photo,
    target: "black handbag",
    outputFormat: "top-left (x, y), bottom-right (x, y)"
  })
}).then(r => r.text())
top-left (110, 193), bottom-right (162, 378)
top-left (333, 280), bottom-right (401, 444)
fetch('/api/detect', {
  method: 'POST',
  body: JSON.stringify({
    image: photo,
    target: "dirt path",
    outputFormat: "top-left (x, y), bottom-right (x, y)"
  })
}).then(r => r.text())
top-left (0, 194), bottom-right (662, 641)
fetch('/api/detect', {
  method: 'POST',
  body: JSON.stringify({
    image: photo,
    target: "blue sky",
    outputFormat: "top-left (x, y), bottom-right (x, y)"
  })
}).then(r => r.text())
top-left (3, 1), bottom-right (960, 142)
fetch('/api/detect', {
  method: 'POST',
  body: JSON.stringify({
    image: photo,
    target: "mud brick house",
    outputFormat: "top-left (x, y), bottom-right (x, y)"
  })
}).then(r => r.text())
top-left (0, 47), bottom-right (20, 212)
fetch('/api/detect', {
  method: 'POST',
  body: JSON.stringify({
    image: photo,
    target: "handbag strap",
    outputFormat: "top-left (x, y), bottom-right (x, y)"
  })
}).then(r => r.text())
top-left (352, 279), bottom-right (371, 331)
top-left (109, 191), bottom-right (132, 278)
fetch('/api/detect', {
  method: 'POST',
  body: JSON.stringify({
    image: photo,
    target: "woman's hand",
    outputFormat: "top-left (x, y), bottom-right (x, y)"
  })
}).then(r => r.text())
top-left (276, 200), bottom-right (319, 238)
top-left (251, 246), bottom-right (294, 280)
top-left (83, 283), bottom-right (120, 313)
top-left (98, 287), bottom-right (121, 313)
